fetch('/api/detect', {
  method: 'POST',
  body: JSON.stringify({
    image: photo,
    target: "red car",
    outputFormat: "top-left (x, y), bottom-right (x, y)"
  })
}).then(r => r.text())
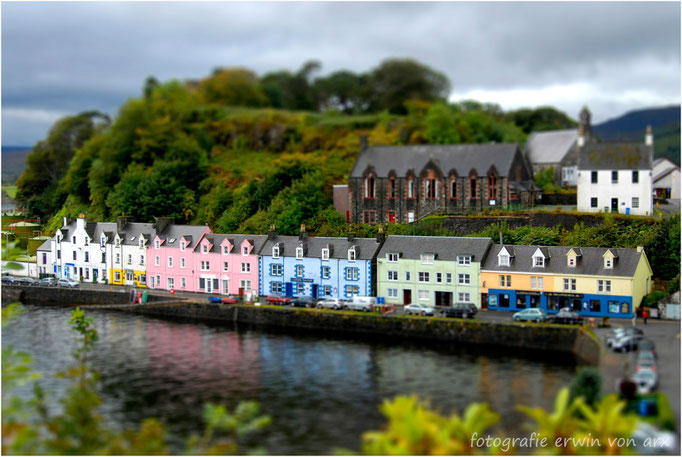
top-left (221, 297), bottom-right (238, 304)
top-left (265, 294), bottom-right (290, 305)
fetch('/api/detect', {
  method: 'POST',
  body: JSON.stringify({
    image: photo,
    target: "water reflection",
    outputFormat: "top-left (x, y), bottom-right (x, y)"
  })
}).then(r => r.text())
top-left (3, 305), bottom-right (577, 454)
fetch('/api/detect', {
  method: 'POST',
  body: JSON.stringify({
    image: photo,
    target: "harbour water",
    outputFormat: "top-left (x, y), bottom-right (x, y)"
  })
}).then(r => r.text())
top-left (3, 305), bottom-right (578, 454)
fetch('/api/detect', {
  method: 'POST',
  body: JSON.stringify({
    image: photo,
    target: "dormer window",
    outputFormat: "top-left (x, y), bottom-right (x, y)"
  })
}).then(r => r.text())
top-left (202, 245), bottom-right (208, 254)
top-left (154, 240), bottom-right (159, 249)
top-left (420, 254), bottom-right (434, 264)
top-left (605, 259), bottom-right (612, 269)
top-left (222, 245), bottom-right (229, 255)
top-left (272, 246), bottom-right (280, 258)
top-left (100, 237), bottom-right (105, 247)
top-left (568, 257), bottom-right (576, 267)
top-left (72, 236), bottom-right (76, 243)
top-left (84, 237), bottom-right (89, 246)
top-left (57, 235), bottom-right (61, 244)
top-left (387, 253), bottom-right (399, 262)
top-left (348, 247), bottom-right (356, 261)
top-left (533, 256), bottom-right (544, 267)
top-left (457, 255), bottom-right (471, 266)
top-left (498, 254), bottom-right (509, 267)
top-left (296, 246), bottom-right (304, 260)
top-left (139, 238), bottom-right (144, 248)
top-left (115, 238), bottom-right (120, 247)
top-left (321, 248), bottom-right (329, 260)
top-left (242, 246), bottom-right (249, 256)
top-left (180, 241), bottom-right (186, 251)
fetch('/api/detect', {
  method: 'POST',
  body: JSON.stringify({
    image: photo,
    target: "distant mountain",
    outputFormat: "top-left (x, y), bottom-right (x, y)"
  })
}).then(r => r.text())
top-left (593, 105), bottom-right (680, 165)
top-left (2, 146), bottom-right (32, 184)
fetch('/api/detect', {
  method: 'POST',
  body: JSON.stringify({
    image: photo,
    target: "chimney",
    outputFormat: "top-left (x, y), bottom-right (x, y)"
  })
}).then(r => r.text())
top-left (267, 224), bottom-right (277, 241)
top-left (577, 125), bottom-right (584, 148)
top-left (499, 231), bottom-right (503, 245)
top-left (637, 246), bottom-right (643, 253)
top-left (76, 213), bottom-right (86, 231)
top-left (347, 224), bottom-right (354, 242)
top-left (299, 224), bottom-right (307, 241)
top-left (117, 216), bottom-right (130, 233)
top-left (376, 225), bottom-right (385, 244)
top-left (359, 134), bottom-right (368, 152)
top-left (153, 217), bottom-right (173, 234)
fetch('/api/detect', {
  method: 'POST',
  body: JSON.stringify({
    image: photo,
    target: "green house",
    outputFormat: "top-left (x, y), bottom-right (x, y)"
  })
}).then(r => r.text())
top-left (376, 236), bottom-right (492, 308)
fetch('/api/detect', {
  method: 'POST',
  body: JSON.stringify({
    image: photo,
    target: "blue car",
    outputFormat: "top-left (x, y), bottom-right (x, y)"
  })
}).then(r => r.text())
top-left (513, 308), bottom-right (547, 323)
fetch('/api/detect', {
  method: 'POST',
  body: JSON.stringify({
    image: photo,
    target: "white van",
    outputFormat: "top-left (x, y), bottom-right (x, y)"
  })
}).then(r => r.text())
top-left (345, 296), bottom-right (377, 312)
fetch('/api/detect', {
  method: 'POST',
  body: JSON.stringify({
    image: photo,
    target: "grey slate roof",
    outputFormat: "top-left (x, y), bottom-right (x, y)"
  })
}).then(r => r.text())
top-left (260, 235), bottom-right (383, 260)
top-left (525, 129), bottom-right (578, 164)
top-left (377, 236), bottom-right (493, 262)
top-left (116, 222), bottom-right (155, 246)
top-left (481, 245), bottom-right (645, 278)
top-left (578, 142), bottom-right (652, 170)
top-left (155, 224), bottom-right (209, 249)
top-left (37, 239), bottom-right (51, 251)
top-left (196, 234), bottom-right (267, 254)
top-left (349, 144), bottom-right (521, 178)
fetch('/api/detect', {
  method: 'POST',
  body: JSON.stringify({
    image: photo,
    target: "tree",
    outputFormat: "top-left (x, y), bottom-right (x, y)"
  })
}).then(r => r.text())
top-left (424, 103), bottom-right (460, 144)
top-left (313, 70), bottom-right (368, 113)
top-left (259, 60), bottom-right (321, 111)
top-left (505, 107), bottom-right (577, 134)
top-left (367, 58), bottom-right (451, 114)
top-left (199, 68), bottom-right (268, 107)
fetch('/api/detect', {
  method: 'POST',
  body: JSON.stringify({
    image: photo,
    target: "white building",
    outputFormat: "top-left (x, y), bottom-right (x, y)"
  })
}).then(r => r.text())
top-left (577, 127), bottom-right (653, 216)
top-left (36, 239), bottom-right (52, 277)
top-left (108, 218), bottom-right (154, 287)
top-left (652, 157), bottom-right (680, 200)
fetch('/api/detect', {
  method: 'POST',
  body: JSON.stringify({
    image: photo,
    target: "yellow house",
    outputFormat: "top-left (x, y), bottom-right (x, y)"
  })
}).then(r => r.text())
top-left (480, 245), bottom-right (652, 317)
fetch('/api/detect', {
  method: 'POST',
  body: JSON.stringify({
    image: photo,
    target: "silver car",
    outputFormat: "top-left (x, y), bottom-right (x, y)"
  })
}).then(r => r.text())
top-left (404, 303), bottom-right (435, 316)
top-left (57, 278), bottom-right (79, 288)
top-left (632, 369), bottom-right (658, 394)
top-left (316, 298), bottom-right (344, 310)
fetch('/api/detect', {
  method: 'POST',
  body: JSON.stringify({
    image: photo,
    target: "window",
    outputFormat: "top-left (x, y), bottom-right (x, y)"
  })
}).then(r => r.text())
top-left (323, 285), bottom-right (332, 296)
top-left (364, 175), bottom-right (375, 198)
top-left (533, 256), bottom-right (544, 267)
top-left (458, 273), bottom-right (470, 285)
top-left (499, 275), bottom-right (511, 287)
top-left (632, 197), bottom-right (639, 208)
top-left (222, 245), bottom-right (229, 255)
top-left (591, 171), bottom-right (598, 183)
top-left (348, 248), bottom-right (356, 261)
top-left (436, 272), bottom-right (442, 283)
top-left (418, 290), bottom-right (429, 301)
top-left (272, 264), bottom-right (282, 276)
top-left (223, 262), bottom-right (229, 272)
top-left (321, 248), bottom-right (329, 260)
top-left (241, 263), bottom-right (250, 273)
top-left (271, 282), bottom-right (283, 294)
top-left (457, 256), bottom-right (471, 266)
top-left (458, 292), bottom-right (470, 302)
top-left (155, 275), bottom-right (160, 286)
top-left (180, 241), bottom-right (186, 251)
top-left (387, 270), bottom-right (398, 281)
top-left (140, 255), bottom-right (145, 265)
top-left (181, 277), bottom-right (186, 289)
top-left (101, 253), bottom-right (105, 263)
top-left (405, 271), bottom-right (411, 281)
top-left (590, 299), bottom-right (601, 312)
top-left (531, 276), bottom-right (536, 288)
top-left (387, 288), bottom-right (398, 298)
top-left (85, 252), bottom-right (89, 263)
top-left (346, 268), bottom-right (359, 281)
top-left (272, 246), bottom-right (280, 258)
top-left (632, 171), bottom-right (639, 183)
top-left (240, 246), bottom-right (247, 255)
top-left (345, 285), bottom-right (359, 297)
top-left (73, 251), bottom-right (77, 261)
top-left (568, 257), bottom-right (576, 267)
top-left (296, 265), bottom-right (304, 277)
top-left (240, 280), bottom-right (252, 291)
top-left (446, 273), bottom-right (452, 284)
top-left (470, 177), bottom-right (477, 198)
top-left (168, 277), bottom-right (174, 289)
top-left (418, 272), bottom-right (430, 283)
top-left (605, 259), bottom-right (612, 269)
top-left (388, 177), bottom-right (396, 199)
top-left (387, 253), bottom-right (399, 262)
top-left (155, 240), bottom-right (159, 249)
top-left (201, 261), bottom-right (209, 271)
top-left (296, 247), bottom-right (303, 259)
top-left (115, 271), bottom-right (121, 282)
top-left (362, 211), bottom-right (376, 224)
top-left (487, 174), bottom-right (497, 199)
top-left (180, 257), bottom-right (185, 268)
top-left (420, 254), bottom-right (434, 264)
top-left (202, 244), bottom-right (208, 254)
top-left (598, 280), bottom-right (612, 293)
top-left (564, 278), bottom-right (576, 291)
top-left (407, 178), bottom-right (414, 198)
top-left (611, 170), bottom-right (618, 183)
top-left (84, 237), bottom-right (89, 246)
top-left (322, 266), bottom-right (330, 279)
top-left (127, 254), bottom-right (132, 265)
top-left (591, 197), bottom-right (598, 208)
top-left (425, 178), bottom-right (437, 199)
top-left (498, 254), bottom-right (510, 266)
top-left (531, 276), bottom-right (544, 289)
top-left (115, 253), bottom-right (120, 263)
top-left (100, 237), bottom-right (105, 247)
top-left (168, 257), bottom-right (173, 268)
top-left (72, 236), bottom-right (76, 244)
top-left (450, 178), bottom-right (457, 199)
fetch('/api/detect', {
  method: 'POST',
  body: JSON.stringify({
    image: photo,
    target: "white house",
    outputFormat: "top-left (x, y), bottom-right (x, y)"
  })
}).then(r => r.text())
top-left (108, 217), bottom-right (155, 287)
top-left (652, 157), bottom-right (680, 200)
top-left (36, 239), bottom-right (52, 277)
top-left (577, 127), bottom-right (653, 216)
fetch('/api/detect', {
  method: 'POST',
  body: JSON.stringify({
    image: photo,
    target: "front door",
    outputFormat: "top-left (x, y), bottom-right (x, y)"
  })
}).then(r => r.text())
top-left (93, 269), bottom-right (98, 282)
top-left (312, 284), bottom-right (319, 298)
top-left (206, 279), bottom-right (213, 293)
top-left (222, 279), bottom-right (229, 294)
top-left (611, 198), bottom-right (618, 212)
top-left (435, 291), bottom-right (452, 307)
top-left (403, 289), bottom-right (412, 305)
top-left (285, 282), bottom-right (293, 297)
top-left (387, 211), bottom-right (396, 224)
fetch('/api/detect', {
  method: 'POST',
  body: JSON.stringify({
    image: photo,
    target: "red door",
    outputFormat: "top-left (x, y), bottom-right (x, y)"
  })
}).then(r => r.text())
top-left (403, 289), bottom-right (412, 305)
top-left (387, 211), bottom-right (396, 224)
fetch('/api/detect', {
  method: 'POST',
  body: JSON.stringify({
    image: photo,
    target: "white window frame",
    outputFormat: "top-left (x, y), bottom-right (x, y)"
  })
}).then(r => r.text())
top-left (242, 246), bottom-right (249, 256)
top-left (348, 248), bottom-right (356, 261)
top-left (498, 254), bottom-right (509, 266)
top-left (418, 290), bottom-right (429, 301)
top-left (458, 292), bottom-right (470, 302)
top-left (155, 255), bottom-right (160, 266)
top-left (605, 259), bottom-right (612, 269)
top-left (458, 273), bottom-right (470, 285)
top-left (533, 256), bottom-right (544, 267)
top-left (168, 257), bottom-right (173, 268)
top-left (321, 248), bottom-right (329, 260)
top-left (241, 262), bottom-right (250, 273)
top-left (446, 273), bottom-right (452, 284)
top-left (272, 246), bottom-right (280, 258)
top-left (387, 288), bottom-right (398, 298)
top-left (387, 270), bottom-right (398, 281)
top-left (387, 253), bottom-right (399, 262)
top-left (202, 244), bottom-right (208, 254)
top-left (168, 277), bottom-right (174, 289)
top-left (405, 271), bottom-right (411, 281)
top-left (296, 247), bottom-right (304, 260)
top-left (154, 240), bottom-right (159, 249)
top-left (181, 257), bottom-right (185, 268)
top-left (457, 255), bottom-right (471, 266)
top-left (223, 261), bottom-right (229, 272)
top-left (180, 241), bottom-right (186, 251)
top-left (420, 254), bottom-right (434, 264)
top-left (181, 277), bottom-right (186, 289)
top-left (418, 271), bottom-right (429, 283)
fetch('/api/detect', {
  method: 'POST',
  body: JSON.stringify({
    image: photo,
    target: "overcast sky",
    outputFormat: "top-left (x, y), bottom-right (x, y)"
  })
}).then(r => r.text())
top-left (2, 1), bottom-right (680, 146)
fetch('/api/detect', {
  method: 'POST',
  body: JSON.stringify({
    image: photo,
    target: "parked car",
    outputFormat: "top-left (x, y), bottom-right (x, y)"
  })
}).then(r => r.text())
top-left (316, 298), bottom-right (344, 310)
top-left (512, 308), bottom-right (547, 323)
top-left (221, 296), bottom-right (239, 304)
top-left (606, 328), bottom-right (643, 347)
top-left (443, 303), bottom-right (478, 319)
top-left (612, 333), bottom-right (645, 352)
top-left (291, 296), bottom-right (316, 308)
top-left (637, 339), bottom-right (657, 357)
top-left (57, 278), bottom-right (80, 288)
top-left (265, 294), bottom-right (290, 305)
top-left (632, 369), bottom-right (658, 394)
top-left (14, 277), bottom-right (37, 286)
top-left (345, 296), bottom-right (376, 312)
top-left (1, 275), bottom-right (16, 284)
top-left (548, 308), bottom-right (582, 325)
top-left (38, 277), bottom-right (58, 287)
top-left (635, 351), bottom-right (657, 372)
top-left (404, 303), bottom-right (435, 316)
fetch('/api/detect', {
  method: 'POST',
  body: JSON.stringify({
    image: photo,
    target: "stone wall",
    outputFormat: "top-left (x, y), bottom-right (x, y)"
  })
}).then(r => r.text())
top-left (2, 285), bottom-right (177, 307)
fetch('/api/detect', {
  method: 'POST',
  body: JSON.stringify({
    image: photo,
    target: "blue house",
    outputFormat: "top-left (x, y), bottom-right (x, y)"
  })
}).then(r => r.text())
top-left (258, 225), bottom-right (385, 299)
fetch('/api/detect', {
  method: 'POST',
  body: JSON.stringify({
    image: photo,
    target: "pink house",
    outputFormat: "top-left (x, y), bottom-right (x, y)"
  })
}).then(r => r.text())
top-left (192, 234), bottom-right (266, 296)
top-left (146, 222), bottom-right (212, 292)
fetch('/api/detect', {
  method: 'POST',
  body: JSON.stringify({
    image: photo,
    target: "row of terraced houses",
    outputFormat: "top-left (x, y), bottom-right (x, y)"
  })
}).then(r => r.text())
top-left (36, 215), bottom-right (653, 318)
